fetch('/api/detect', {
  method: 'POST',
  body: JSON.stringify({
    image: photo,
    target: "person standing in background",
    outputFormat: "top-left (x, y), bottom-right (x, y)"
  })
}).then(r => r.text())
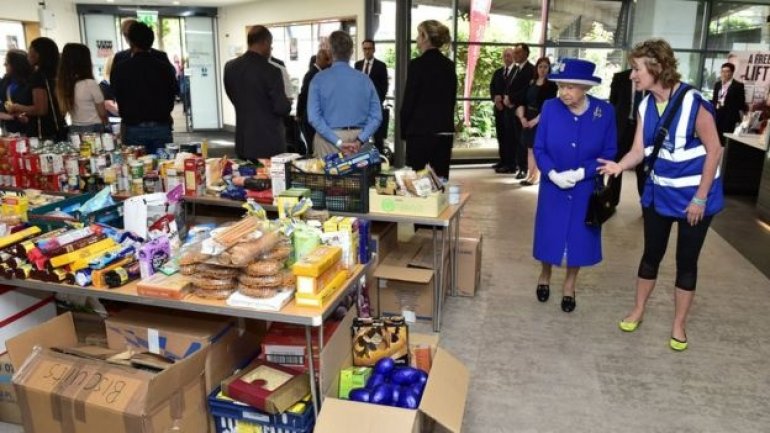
top-left (711, 62), bottom-right (746, 145)
top-left (500, 43), bottom-right (534, 178)
top-left (99, 54), bottom-right (119, 117)
top-left (7, 37), bottom-right (66, 141)
top-left (516, 57), bottom-right (557, 186)
top-left (609, 68), bottom-right (646, 201)
top-left (355, 39), bottom-right (389, 153)
top-left (297, 48), bottom-right (332, 155)
top-left (224, 25), bottom-right (291, 161)
top-left (489, 48), bottom-right (515, 171)
top-left (111, 22), bottom-right (176, 154)
top-left (401, 20), bottom-right (457, 179)
top-left (56, 43), bottom-right (108, 134)
top-left (308, 30), bottom-right (381, 158)
top-left (0, 49), bottom-right (33, 134)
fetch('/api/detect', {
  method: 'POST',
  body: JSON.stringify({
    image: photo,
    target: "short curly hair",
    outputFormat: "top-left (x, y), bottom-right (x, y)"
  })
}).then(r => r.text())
top-left (628, 38), bottom-right (681, 88)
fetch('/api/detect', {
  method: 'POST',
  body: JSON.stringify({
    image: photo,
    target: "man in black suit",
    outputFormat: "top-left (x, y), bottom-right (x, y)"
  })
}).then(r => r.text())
top-left (355, 39), bottom-right (389, 153)
top-left (297, 48), bottom-right (332, 155)
top-left (489, 47), bottom-right (515, 171)
top-left (501, 43), bottom-right (535, 178)
top-left (712, 62), bottom-right (746, 145)
top-left (223, 26), bottom-right (291, 160)
top-left (609, 68), bottom-right (645, 202)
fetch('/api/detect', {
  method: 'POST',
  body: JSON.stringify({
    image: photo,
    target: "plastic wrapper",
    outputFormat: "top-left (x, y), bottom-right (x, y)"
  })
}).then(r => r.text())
top-left (178, 242), bottom-right (211, 265)
top-left (292, 224), bottom-right (321, 262)
top-left (193, 287), bottom-right (235, 300)
top-left (78, 186), bottom-right (116, 215)
top-left (244, 259), bottom-right (282, 277)
top-left (263, 243), bottom-right (293, 261)
top-left (227, 230), bottom-right (281, 266)
top-left (238, 272), bottom-right (283, 288)
top-left (238, 286), bottom-right (281, 299)
top-left (189, 275), bottom-right (236, 290)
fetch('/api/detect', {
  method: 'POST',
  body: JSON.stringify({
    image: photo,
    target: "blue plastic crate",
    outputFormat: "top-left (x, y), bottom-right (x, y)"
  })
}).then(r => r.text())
top-left (208, 387), bottom-right (314, 433)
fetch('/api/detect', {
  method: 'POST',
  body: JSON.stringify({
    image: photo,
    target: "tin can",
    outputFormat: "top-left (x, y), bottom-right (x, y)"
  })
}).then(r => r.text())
top-left (143, 173), bottom-right (160, 193)
top-left (111, 151), bottom-right (124, 166)
top-left (103, 167), bottom-right (117, 185)
top-left (79, 157), bottom-right (91, 176)
top-left (69, 133), bottom-right (82, 147)
top-left (95, 154), bottom-right (108, 174)
top-left (51, 153), bottom-right (64, 174)
top-left (142, 155), bottom-right (155, 174)
top-left (131, 178), bottom-right (144, 195)
top-left (156, 148), bottom-right (168, 160)
top-left (64, 153), bottom-right (79, 177)
top-left (39, 153), bottom-right (53, 175)
top-left (15, 138), bottom-right (28, 154)
top-left (89, 156), bottom-right (99, 175)
top-left (101, 133), bottom-right (115, 152)
top-left (165, 144), bottom-right (179, 159)
top-left (28, 137), bottom-right (40, 151)
top-left (129, 161), bottom-right (144, 179)
top-left (165, 168), bottom-right (182, 192)
top-left (67, 175), bottom-right (79, 190)
top-left (83, 133), bottom-right (102, 154)
top-left (117, 176), bottom-right (130, 193)
top-left (80, 135), bottom-right (93, 157)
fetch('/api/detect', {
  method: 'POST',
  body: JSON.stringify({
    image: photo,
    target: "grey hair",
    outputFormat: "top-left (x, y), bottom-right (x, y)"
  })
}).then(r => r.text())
top-left (329, 30), bottom-right (353, 61)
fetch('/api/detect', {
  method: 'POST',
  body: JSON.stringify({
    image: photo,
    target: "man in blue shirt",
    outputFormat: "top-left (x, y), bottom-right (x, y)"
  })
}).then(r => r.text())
top-left (308, 30), bottom-right (382, 157)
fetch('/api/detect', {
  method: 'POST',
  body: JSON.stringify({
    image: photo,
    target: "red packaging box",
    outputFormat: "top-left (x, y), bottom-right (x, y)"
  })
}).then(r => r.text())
top-left (222, 360), bottom-right (310, 414)
top-left (260, 320), bottom-right (341, 371)
top-left (184, 157), bottom-right (205, 196)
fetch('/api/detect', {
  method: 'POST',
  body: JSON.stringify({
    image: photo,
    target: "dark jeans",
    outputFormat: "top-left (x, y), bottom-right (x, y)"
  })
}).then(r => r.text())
top-left (124, 123), bottom-right (173, 156)
top-left (501, 108), bottom-right (519, 169)
top-left (637, 206), bottom-right (713, 291)
top-left (406, 134), bottom-right (453, 179)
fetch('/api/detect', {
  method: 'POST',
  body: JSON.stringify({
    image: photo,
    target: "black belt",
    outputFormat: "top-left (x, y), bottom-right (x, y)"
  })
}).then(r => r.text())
top-left (334, 126), bottom-right (362, 130)
top-left (126, 121), bottom-right (171, 127)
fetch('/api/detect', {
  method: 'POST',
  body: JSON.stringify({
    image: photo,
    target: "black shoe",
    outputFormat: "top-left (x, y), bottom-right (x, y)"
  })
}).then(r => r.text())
top-left (536, 284), bottom-right (550, 302)
top-left (492, 162), bottom-right (503, 170)
top-left (561, 296), bottom-right (576, 313)
top-left (515, 171), bottom-right (527, 180)
top-left (495, 166), bottom-right (514, 174)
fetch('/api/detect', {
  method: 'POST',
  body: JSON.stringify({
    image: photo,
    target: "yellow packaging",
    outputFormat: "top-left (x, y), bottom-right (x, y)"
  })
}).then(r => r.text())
top-left (49, 238), bottom-right (118, 269)
top-left (0, 226), bottom-right (41, 249)
top-left (323, 217), bottom-right (344, 233)
top-left (296, 262), bottom-right (348, 295)
top-left (295, 269), bottom-right (348, 308)
top-left (291, 246), bottom-right (342, 278)
top-left (69, 245), bottom-right (122, 272)
top-left (1, 195), bottom-right (29, 221)
top-left (91, 257), bottom-right (133, 288)
top-left (337, 217), bottom-right (359, 235)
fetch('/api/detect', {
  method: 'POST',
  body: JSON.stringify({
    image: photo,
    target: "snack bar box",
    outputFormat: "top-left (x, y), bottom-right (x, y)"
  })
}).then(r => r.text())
top-left (6, 313), bottom-right (210, 433)
top-left (314, 333), bottom-right (469, 433)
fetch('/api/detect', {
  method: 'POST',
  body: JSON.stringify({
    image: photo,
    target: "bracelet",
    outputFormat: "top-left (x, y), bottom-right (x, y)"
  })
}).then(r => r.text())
top-left (691, 197), bottom-right (707, 206)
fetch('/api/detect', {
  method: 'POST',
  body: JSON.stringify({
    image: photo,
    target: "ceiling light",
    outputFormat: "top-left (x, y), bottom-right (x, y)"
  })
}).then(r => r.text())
top-left (173, 0), bottom-right (180, 4)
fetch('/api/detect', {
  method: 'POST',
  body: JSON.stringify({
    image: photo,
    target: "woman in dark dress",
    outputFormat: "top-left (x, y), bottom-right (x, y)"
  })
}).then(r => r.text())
top-left (516, 57), bottom-right (557, 186)
top-left (7, 37), bottom-right (66, 141)
top-left (0, 50), bottom-right (33, 134)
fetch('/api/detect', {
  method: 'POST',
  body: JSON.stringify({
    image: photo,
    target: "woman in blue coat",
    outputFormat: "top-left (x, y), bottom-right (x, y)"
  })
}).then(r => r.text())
top-left (533, 59), bottom-right (617, 312)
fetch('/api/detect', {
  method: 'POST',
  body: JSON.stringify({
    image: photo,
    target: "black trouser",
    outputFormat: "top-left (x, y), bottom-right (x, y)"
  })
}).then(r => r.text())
top-left (406, 134), bottom-right (453, 179)
top-left (494, 109), bottom-right (505, 162)
top-left (373, 108), bottom-right (389, 153)
top-left (299, 117), bottom-right (315, 156)
top-left (501, 108), bottom-right (518, 169)
top-left (637, 207), bottom-right (713, 291)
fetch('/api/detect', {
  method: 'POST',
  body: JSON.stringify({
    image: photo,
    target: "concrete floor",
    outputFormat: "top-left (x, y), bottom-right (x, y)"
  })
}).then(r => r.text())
top-left (2, 168), bottom-right (769, 433)
top-left (429, 168), bottom-right (770, 432)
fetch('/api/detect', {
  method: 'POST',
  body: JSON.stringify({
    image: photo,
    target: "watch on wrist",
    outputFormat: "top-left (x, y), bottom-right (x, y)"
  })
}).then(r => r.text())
top-left (335, 138), bottom-right (343, 147)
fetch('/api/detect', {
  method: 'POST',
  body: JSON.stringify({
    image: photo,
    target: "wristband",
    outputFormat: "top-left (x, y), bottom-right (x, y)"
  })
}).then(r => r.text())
top-left (691, 197), bottom-right (707, 206)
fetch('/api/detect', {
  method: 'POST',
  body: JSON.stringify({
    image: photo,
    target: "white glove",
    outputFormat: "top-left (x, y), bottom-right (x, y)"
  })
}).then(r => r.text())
top-left (548, 170), bottom-right (576, 189)
top-left (564, 167), bottom-right (585, 183)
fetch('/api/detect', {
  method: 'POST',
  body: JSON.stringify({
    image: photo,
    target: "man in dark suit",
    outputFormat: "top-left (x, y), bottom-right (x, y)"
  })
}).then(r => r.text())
top-left (489, 47), bottom-right (515, 171)
top-left (223, 26), bottom-right (291, 160)
top-left (355, 39), bottom-right (389, 153)
top-left (297, 48), bottom-right (332, 155)
top-left (712, 62), bottom-right (746, 145)
top-left (609, 68), bottom-right (645, 202)
top-left (501, 43), bottom-right (535, 178)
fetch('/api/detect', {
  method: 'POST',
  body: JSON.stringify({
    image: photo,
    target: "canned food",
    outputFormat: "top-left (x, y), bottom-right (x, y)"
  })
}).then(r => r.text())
top-left (111, 151), bottom-right (123, 166)
top-left (80, 135), bottom-right (93, 157)
top-left (101, 133), bottom-right (115, 152)
top-left (103, 167), bottom-right (117, 184)
top-left (24, 154), bottom-right (41, 174)
top-left (142, 155), bottom-right (155, 174)
top-left (64, 154), bottom-right (79, 177)
top-left (131, 178), bottom-right (144, 195)
top-left (28, 137), bottom-right (40, 150)
top-left (117, 176), bottom-right (130, 193)
top-left (69, 133), bottom-right (82, 147)
top-left (129, 161), bottom-right (144, 179)
top-left (83, 133), bottom-right (102, 154)
top-left (39, 153), bottom-right (53, 175)
top-left (165, 168), bottom-right (182, 192)
top-left (143, 173), bottom-right (160, 193)
top-left (95, 154), bottom-right (108, 174)
top-left (165, 144), bottom-right (179, 159)
top-left (79, 157), bottom-right (91, 176)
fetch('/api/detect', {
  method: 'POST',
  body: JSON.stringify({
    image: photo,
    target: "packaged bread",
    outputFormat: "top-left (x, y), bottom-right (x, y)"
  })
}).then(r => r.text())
top-left (193, 287), bottom-right (235, 300)
top-left (228, 231), bottom-right (281, 266)
top-left (238, 273), bottom-right (282, 288)
top-left (263, 243), bottom-right (293, 261)
top-left (196, 264), bottom-right (241, 278)
top-left (178, 249), bottom-right (211, 265)
top-left (245, 259), bottom-right (282, 277)
top-left (188, 275), bottom-right (236, 291)
top-left (239, 286), bottom-right (280, 299)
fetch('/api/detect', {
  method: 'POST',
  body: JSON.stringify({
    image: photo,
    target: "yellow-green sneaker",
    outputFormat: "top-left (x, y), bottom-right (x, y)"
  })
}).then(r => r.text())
top-left (618, 319), bottom-right (642, 332)
top-left (669, 336), bottom-right (688, 351)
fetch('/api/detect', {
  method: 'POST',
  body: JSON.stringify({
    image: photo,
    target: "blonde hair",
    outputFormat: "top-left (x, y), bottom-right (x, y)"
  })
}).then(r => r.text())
top-left (629, 38), bottom-right (681, 88)
top-left (418, 20), bottom-right (451, 49)
top-left (103, 54), bottom-right (115, 80)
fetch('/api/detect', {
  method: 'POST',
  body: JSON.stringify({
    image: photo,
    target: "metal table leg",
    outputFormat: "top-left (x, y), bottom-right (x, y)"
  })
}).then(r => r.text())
top-left (432, 227), bottom-right (440, 332)
top-left (451, 211), bottom-right (461, 296)
top-left (305, 325), bottom-right (320, 418)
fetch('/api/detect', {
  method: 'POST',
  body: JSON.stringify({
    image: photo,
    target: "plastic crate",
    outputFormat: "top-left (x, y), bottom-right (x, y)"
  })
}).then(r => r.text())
top-left (208, 387), bottom-right (314, 433)
top-left (27, 192), bottom-right (124, 231)
top-left (285, 162), bottom-right (378, 213)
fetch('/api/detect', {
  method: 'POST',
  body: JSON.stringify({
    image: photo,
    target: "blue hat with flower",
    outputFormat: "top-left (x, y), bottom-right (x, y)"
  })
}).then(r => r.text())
top-left (548, 58), bottom-right (601, 86)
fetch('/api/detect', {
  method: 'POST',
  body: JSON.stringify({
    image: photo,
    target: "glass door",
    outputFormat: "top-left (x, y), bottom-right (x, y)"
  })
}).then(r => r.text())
top-left (184, 16), bottom-right (220, 130)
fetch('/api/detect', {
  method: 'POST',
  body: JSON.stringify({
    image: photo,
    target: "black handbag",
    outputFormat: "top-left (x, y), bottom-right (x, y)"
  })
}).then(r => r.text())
top-left (585, 175), bottom-right (615, 227)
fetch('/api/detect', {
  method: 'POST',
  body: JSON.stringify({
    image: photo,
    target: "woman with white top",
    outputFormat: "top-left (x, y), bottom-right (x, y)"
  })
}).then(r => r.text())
top-left (56, 43), bottom-right (108, 134)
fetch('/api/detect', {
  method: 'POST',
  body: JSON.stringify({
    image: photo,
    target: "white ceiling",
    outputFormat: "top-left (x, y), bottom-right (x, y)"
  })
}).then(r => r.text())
top-left (74, 0), bottom-right (253, 6)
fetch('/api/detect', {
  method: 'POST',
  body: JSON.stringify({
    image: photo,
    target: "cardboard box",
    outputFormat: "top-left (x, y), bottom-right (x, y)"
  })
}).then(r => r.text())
top-left (369, 189), bottom-right (449, 217)
top-left (0, 286), bottom-right (57, 354)
top-left (222, 360), bottom-right (310, 414)
top-left (315, 332), bottom-right (468, 433)
top-left (104, 307), bottom-right (262, 393)
top-left (374, 241), bottom-right (437, 321)
top-left (369, 222), bottom-right (397, 265)
top-left (415, 228), bottom-right (483, 297)
top-left (6, 313), bottom-right (209, 433)
top-left (0, 353), bottom-right (21, 425)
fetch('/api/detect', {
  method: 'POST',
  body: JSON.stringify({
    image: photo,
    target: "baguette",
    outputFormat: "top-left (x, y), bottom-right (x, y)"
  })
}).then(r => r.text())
top-left (228, 231), bottom-right (281, 266)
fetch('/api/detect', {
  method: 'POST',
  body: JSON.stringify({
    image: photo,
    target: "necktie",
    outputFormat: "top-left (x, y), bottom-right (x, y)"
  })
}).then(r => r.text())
top-left (365, 61), bottom-right (371, 75)
top-left (504, 66), bottom-right (509, 81)
top-left (629, 79), bottom-right (636, 121)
